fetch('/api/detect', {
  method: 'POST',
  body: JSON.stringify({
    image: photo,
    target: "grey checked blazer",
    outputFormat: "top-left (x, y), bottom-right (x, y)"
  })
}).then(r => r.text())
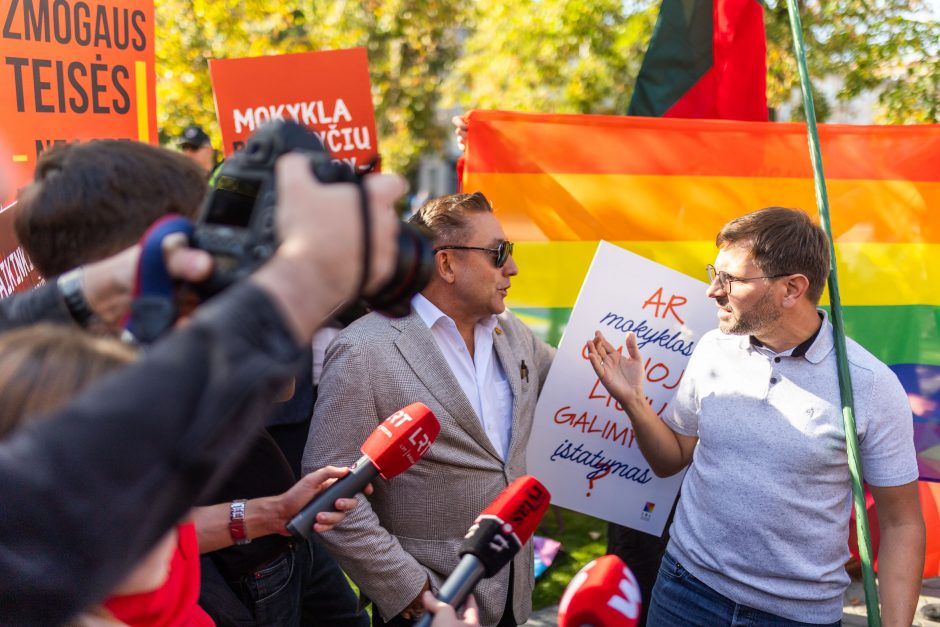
top-left (302, 307), bottom-right (554, 627)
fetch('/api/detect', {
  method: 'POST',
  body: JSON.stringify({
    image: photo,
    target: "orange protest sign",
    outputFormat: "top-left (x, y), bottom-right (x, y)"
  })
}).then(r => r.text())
top-left (209, 48), bottom-right (378, 169)
top-left (0, 0), bottom-right (157, 206)
top-left (0, 0), bottom-right (155, 293)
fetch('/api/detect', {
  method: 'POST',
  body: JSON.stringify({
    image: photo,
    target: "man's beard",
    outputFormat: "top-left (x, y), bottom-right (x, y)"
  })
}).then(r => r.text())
top-left (718, 288), bottom-right (781, 336)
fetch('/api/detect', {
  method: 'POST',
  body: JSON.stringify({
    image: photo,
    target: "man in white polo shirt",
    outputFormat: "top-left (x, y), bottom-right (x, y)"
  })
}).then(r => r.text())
top-left (304, 192), bottom-right (555, 627)
top-left (587, 207), bottom-right (923, 626)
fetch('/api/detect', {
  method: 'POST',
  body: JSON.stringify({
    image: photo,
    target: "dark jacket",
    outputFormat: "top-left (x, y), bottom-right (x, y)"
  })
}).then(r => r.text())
top-left (0, 282), bottom-right (303, 625)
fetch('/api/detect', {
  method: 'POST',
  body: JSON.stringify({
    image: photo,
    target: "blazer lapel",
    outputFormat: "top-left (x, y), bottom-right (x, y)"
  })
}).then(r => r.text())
top-left (391, 312), bottom-right (502, 462)
top-left (493, 321), bottom-right (525, 461)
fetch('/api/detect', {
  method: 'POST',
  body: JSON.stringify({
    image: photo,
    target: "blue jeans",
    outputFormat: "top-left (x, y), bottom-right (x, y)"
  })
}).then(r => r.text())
top-left (647, 552), bottom-right (841, 627)
top-left (200, 534), bottom-right (369, 626)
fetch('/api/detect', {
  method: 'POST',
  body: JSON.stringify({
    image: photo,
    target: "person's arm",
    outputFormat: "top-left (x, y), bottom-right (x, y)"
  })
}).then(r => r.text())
top-left (586, 331), bottom-right (696, 477)
top-left (0, 235), bottom-right (136, 332)
top-left (869, 481), bottom-right (924, 627)
top-left (251, 154), bottom-right (404, 343)
top-left (856, 362), bottom-right (924, 627)
top-left (0, 281), bottom-right (72, 329)
top-left (0, 282), bottom-right (303, 625)
top-left (0, 237), bottom-right (208, 333)
top-left (302, 336), bottom-right (434, 622)
top-left (193, 465), bottom-right (366, 553)
top-left (0, 158), bottom-right (406, 625)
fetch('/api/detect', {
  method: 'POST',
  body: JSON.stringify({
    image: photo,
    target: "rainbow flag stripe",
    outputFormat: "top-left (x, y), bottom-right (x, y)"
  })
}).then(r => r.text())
top-left (463, 110), bottom-right (940, 480)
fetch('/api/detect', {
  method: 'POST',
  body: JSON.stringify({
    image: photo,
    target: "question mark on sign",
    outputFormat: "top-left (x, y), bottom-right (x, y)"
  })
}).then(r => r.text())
top-left (586, 463), bottom-right (612, 497)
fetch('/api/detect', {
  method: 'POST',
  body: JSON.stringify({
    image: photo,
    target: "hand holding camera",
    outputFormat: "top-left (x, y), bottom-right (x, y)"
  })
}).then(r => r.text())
top-left (194, 120), bottom-right (433, 326)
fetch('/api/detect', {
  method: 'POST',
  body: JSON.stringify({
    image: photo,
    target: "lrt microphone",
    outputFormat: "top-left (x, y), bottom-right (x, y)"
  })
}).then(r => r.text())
top-left (414, 475), bottom-right (551, 627)
top-left (557, 554), bottom-right (642, 627)
top-left (287, 402), bottom-right (440, 540)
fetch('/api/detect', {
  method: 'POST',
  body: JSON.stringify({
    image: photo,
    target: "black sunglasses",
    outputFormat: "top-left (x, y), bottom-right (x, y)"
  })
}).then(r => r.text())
top-left (433, 240), bottom-right (515, 268)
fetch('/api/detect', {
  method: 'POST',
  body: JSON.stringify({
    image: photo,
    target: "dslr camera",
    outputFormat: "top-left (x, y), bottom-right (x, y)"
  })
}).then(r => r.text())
top-left (193, 120), bottom-right (433, 317)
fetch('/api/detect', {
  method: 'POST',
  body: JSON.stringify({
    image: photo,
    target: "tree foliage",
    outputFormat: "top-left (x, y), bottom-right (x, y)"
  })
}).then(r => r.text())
top-left (156, 0), bottom-right (463, 175)
top-left (441, 0), bottom-right (658, 115)
top-left (763, 0), bottom-right (940, 122)
top-left (155, 0), bottom-right (939, 177)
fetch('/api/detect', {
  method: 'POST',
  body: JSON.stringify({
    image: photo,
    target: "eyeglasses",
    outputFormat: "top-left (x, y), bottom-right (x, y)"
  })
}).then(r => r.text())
top-left (706, 264), bottom-right (790, 294)
top-left (434, 240), bottom-right (515, 268)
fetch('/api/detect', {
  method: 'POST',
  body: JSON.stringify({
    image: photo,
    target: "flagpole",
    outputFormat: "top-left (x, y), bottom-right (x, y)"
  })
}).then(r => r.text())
top-left (782, 2), bottom-right (881, 625)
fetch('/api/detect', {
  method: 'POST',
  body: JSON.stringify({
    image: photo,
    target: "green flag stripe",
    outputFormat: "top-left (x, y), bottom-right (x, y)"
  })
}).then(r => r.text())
top-left (514, 304), bottom-right (940, 367)
top-left (628, 0), bottom-right (714, 116)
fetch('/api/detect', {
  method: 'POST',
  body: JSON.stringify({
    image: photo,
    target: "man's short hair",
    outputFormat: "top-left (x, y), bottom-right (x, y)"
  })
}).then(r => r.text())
top-left (716, 206), bottom-right (830, 303)
top-left (408, 191), bottom-right (493, 245)
top-left (15, 140), bottom-right (207, 277)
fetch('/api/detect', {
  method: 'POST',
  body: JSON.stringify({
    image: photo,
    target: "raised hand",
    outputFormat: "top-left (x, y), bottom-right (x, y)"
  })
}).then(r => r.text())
top-left (585, 331), bottom-right (647, 410)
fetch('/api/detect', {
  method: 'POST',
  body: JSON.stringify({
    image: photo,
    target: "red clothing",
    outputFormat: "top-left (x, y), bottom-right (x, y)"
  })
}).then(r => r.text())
top-left (104, 522), bottom-right (214, 626)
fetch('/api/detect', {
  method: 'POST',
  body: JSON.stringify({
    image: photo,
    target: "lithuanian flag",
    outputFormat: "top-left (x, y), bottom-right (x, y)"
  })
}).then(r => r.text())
top-left (629, 0), bottom-right (767, 121)
top-left (463, 109), bottom-right (940, 481)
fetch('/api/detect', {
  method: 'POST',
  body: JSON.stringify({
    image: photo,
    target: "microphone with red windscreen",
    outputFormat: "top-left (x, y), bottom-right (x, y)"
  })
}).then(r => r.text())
top-left (287, 402), bottom-right (440, 540)
top-left (414, 475), bottom-right (551, 627)
top-left (557, 554), bottom-right (642, 627)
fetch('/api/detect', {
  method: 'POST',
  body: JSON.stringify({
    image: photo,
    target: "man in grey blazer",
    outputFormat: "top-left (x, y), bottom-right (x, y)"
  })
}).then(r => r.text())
top-left (303, 192), bottom-right (555, 627)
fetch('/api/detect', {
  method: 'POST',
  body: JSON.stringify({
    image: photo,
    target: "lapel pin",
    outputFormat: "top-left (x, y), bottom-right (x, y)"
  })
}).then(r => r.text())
top-left (495, 327), bottom-right (503, 335)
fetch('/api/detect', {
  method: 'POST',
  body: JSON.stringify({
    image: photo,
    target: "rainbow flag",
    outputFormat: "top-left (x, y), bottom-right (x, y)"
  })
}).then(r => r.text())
top-left (463, 109), bottom-right (940, 481)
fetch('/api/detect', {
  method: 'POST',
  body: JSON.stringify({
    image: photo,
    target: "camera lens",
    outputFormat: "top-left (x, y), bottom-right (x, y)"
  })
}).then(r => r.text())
top-left (365, 222), bottom-right (434, 318)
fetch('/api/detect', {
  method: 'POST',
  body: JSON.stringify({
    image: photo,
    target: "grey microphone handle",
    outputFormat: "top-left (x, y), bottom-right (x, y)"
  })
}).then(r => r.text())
top-left (286, 453), bottom-right (374, 540)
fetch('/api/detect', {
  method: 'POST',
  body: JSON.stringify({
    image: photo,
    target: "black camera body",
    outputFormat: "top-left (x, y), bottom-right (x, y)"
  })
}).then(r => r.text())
top-left (193, 120), bottom-right (433, 316)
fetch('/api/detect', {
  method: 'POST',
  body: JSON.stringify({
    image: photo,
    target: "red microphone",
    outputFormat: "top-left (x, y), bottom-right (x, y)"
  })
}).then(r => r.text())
top-left (558, 554), bottom-right (642, 627)
top-left (415, 475), bottom-right (551, 627)
top-left (287, 403), bottom-right (440, 539)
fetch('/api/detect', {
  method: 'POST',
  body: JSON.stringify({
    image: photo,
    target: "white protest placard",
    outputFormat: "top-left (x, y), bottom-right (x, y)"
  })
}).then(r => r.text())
top-left (526, 241), bottom-right (715, 535)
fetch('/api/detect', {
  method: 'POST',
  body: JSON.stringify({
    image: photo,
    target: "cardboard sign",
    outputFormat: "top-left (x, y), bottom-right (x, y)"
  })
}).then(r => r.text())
top-left (209, 47), bottom-right (378, 168)
top-left (0, 205), bottom-right (41, 293)
top-left (0, 0), bottom-right (157, 207)
top-left (526, 241), bottom-right (716, 536)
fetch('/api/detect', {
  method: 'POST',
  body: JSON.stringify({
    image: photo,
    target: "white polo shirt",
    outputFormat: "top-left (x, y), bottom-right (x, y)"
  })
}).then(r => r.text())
top-left (412, 294), bottom-right (514, 459)
top-left (664, 311), bottom-right (918, 623)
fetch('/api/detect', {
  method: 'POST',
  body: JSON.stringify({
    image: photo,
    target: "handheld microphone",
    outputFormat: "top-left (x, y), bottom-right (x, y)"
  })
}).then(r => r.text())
top-left (287, 402), bottom-right (440, 540)
top-left (557, 554), bottom-right (642, 627)
top-left (415, 475), bottom-right (551, 627)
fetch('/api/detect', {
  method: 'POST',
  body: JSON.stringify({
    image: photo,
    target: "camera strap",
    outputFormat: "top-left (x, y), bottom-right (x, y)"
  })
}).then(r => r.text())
top-left (125, 215), bottom-right (195, 344)
top-left (354, 157), bottom-right (381, 297)
top-left (357, 182), bottom-right (371, 297)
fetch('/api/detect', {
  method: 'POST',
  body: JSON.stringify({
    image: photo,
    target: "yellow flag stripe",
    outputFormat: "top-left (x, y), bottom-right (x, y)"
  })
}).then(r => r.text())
top-left (469, 173), bottom-right (940, 244)
top-left (506, 241), bottom-right (940, 309)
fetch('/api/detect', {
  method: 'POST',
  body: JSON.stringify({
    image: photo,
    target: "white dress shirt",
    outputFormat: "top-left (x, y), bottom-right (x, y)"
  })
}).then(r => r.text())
top-left (412, 293), bottom-right (514, 459)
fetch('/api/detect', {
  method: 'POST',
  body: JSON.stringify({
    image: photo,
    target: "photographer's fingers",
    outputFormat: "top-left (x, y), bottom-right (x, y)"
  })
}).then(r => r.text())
top-left (162, 233), bottom-right (213, 283)
top-left (361, 173), bottom-right (407, 295)
top-left (260, 154), bottom-right (366, 340)
top-left (262, 154), bottom-right (406, 342)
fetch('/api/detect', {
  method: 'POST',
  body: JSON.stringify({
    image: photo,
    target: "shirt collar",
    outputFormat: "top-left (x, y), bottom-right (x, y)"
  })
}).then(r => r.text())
top-left (746, 310), bottom-right (832, 362)
top-left (411, 293), bottom-right (498, 334)
top-left (412, 293), bottom-right (449, 329)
